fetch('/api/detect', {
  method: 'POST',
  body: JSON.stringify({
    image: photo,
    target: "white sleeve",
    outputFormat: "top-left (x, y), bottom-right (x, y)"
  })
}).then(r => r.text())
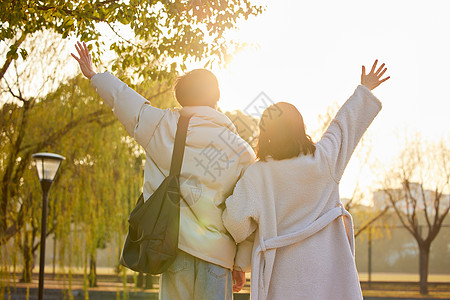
top-left (222, 175), bottom-right (259, 244)
top-left (317, 85), bottom-right (382, 182)
top-left (234, 236), bottom-right (254, 272)
top-left (90, 72), bottom-right (166, 147)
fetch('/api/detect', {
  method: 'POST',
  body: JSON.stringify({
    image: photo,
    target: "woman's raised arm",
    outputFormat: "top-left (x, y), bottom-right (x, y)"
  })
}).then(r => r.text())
top-left (317, 60), bottom-right (389, 182)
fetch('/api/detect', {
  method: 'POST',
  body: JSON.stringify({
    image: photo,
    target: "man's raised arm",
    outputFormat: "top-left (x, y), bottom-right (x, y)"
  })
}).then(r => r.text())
top-left (71, 41), bottom-right (166, 148)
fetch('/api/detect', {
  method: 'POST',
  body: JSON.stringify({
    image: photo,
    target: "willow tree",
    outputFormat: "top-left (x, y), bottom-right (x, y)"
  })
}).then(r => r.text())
top-left (1, 72), bottom-right (180, 290)
top-left (1, 0), bottom-right (263, 243)
top-left (224, 110), bottom-right (259, 149)
top-left (45, 75), bottom-right (178, 291)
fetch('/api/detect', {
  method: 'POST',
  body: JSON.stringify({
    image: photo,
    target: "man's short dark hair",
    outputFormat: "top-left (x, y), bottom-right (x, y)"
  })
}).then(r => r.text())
top-left (174, 69), bottom-right (220, 108)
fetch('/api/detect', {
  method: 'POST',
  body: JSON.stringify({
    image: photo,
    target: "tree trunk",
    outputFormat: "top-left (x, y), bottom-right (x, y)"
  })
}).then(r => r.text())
top-left (137, 272), bottom-right (144, 288)
top-left (89, 253), bottom-right (97, 287)
top-left (145, 274), bottom-right (153, 289)
top-left (20, 244), bottom-right (33, 283)
top-left (418, 244), bottom-right (430, 295)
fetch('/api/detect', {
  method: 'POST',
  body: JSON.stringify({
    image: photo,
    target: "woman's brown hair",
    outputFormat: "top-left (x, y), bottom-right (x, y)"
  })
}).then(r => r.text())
top-left (256, 102), bottom-right (316, 161)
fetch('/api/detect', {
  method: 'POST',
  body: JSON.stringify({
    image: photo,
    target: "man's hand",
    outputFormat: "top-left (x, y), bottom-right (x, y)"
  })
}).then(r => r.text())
top-left (361, 60), bottom-right (390, 90)
top-left (232, 270), bottom-right (246, 293)
top-left (71, 41), bottom-right (96, 80)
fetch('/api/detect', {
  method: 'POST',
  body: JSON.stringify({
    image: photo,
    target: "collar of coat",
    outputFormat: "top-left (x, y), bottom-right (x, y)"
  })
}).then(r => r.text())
top-left (177, 106), bottom-right (237, 134)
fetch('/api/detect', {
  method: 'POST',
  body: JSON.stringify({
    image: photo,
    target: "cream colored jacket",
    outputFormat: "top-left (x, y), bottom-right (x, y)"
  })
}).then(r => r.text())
top-left (91, 72), bottom-right (256, 270)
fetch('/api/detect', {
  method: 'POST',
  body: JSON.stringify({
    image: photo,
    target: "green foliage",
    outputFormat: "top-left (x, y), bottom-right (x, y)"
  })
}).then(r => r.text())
top-left (0, 75), bottom-right (150, 287)
top-left (0, 0), bottom-right (264, 287)
top-left (134, 75), bottom-right (179, 109)
top-left (0, 0), bottom-right (263, 81)
top-left (224, 109), bottom-right (259, 149)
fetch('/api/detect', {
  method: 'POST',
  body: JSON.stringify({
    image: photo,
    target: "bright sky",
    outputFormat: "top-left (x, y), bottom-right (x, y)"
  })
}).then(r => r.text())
top-left (65, 0), bottom-right (449, 203)
top-left (191, 0), bottom-right (450, 201)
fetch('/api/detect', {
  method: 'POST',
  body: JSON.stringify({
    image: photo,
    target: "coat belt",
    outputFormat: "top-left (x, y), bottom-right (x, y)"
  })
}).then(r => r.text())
top-left (252, 205), bottom-right (354, 300)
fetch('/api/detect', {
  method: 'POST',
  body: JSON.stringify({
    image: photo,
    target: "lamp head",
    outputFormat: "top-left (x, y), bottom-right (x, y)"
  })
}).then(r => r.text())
top-left (32, 152), bottom-right (65, 182)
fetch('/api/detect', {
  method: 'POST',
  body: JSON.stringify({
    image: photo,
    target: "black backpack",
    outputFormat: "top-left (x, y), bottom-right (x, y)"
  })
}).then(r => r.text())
top-left (120, 113), bottom-right (192, 274)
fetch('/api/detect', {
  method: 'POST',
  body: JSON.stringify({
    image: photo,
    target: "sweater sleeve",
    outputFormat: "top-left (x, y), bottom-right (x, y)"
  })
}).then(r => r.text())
top-left (90, 72), bottom-right (166, 148)
top-left (317, 85), bottom-right (382, 183)
top-left (233, 234), bottom-right (255, 272)
top-left (222, 175), bottom-right (259, 244)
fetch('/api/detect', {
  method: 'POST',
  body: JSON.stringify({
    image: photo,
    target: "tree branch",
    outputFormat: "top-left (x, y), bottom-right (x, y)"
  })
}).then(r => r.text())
top-left (1, 197), bottom-right (26, 244)
top-left (437, 200), bottom-right (450, 228)
top-left (0, 31), bottom-right (27, 81)
top-left (147, 86), bottom-right (173, 101)
top-left (1, 100), bottom-right (31, 235)
top-left (427, 192), bottom-right (449, 244)
top-left (107, 23), bottom-right (141, 48)
top-left (404, 180), bottom-right (419, 231)
top-left (3, 77), bottom-right (29, 103)
top-left (420, 184), bottom-right (432, 228)
top-left (34, 0), bottom-right (118, 22)
top-left (1, 109), bottom-right (110, 244)
top-left (354, 206), bottom-right (389, 237)
top-left (32, 225), bottom-right (56, 253)
top-left (20, 109), bottom-right (109, 152)
top-left (386, 190), bottom-right (418, 239)
top-left (10, 154), bottom-right (32, 199)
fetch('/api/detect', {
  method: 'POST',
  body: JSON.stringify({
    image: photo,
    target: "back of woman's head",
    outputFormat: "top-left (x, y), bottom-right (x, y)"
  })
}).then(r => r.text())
top-left (256, 102), bottom-right (316, 161)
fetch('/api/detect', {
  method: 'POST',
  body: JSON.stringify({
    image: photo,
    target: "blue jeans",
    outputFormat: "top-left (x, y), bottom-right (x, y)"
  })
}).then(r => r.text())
top-left (159, 250), bottom-right (233, 300)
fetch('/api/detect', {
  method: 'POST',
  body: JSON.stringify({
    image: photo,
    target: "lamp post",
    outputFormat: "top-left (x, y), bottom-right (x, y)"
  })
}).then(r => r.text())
top-left (32, 153), bottom-right (65, 300)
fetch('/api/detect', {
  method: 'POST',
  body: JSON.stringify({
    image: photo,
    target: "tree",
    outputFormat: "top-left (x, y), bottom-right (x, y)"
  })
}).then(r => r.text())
top-left (380, 135), bottom-right (450, 294)
top-left (1, 0), bottom-right (263, 82)
top-left (1, 0), bottom-right (263, 240)
top-left (1, 74), bottom-right (107, 282)
top-left (0, 66), bottom-right (190, 289)
top-left (1, 74), bottom-right (153, 289)
top-left (0, 59), bottom-right (112, 248)
top-left (224, 109), bottom-right (259, 149)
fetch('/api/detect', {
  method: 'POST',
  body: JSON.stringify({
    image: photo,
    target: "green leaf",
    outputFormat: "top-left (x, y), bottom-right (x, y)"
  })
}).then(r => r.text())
top-left (19, 48), bottom-right (28, 60)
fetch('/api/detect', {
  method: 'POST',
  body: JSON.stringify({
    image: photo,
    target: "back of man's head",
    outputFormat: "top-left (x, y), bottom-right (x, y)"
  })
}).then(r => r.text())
top-left (174, 69), bottom-right (220, 108)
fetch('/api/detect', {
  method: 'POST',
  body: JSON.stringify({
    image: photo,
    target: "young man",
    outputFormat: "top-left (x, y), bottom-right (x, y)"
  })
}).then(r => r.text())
top-left (72, 42), bottom-right (254, 299)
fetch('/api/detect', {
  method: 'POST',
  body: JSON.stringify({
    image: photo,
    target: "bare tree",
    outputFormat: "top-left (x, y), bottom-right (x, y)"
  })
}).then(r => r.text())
top-left (381, 135), bottom-right (450, 294)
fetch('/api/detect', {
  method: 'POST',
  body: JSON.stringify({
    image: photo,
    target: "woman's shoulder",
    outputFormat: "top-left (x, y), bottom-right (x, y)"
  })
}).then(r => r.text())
top-left (242, 157), bottom-right (292, 178)
top-left (238, 159), bottom-right (271, 183)
top-left (241, 160), bottom-right (262, 177)
top-left (245, 159), bottom-right (273, 172)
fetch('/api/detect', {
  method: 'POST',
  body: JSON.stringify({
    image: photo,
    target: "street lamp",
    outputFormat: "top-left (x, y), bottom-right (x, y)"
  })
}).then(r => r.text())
top-left (32, 152), bottom-right (65, 300)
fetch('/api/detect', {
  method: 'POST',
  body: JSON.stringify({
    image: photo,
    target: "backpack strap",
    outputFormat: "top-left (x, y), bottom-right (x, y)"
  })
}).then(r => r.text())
top-left (169, 112), bottom-right (192, 176)
top-left (168, 112), bottom-right (201, 220)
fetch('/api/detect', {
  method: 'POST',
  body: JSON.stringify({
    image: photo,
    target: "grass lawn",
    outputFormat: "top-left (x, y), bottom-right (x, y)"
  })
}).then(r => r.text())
top-left (2, 272), bottom-right (449, 299)
top-left (361, 282), bottom-right (450, 299)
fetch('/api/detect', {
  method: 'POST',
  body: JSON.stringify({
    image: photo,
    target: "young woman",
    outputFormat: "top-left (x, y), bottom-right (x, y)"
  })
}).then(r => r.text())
top-left (222, 61), bottom-right (389, 300)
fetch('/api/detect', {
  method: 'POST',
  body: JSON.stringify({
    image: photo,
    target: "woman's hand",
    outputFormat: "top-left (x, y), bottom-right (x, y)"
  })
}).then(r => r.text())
top-left (71, 41), bottom-right (96, 80)
top-left (361, 60), bottom-right (390, 90)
